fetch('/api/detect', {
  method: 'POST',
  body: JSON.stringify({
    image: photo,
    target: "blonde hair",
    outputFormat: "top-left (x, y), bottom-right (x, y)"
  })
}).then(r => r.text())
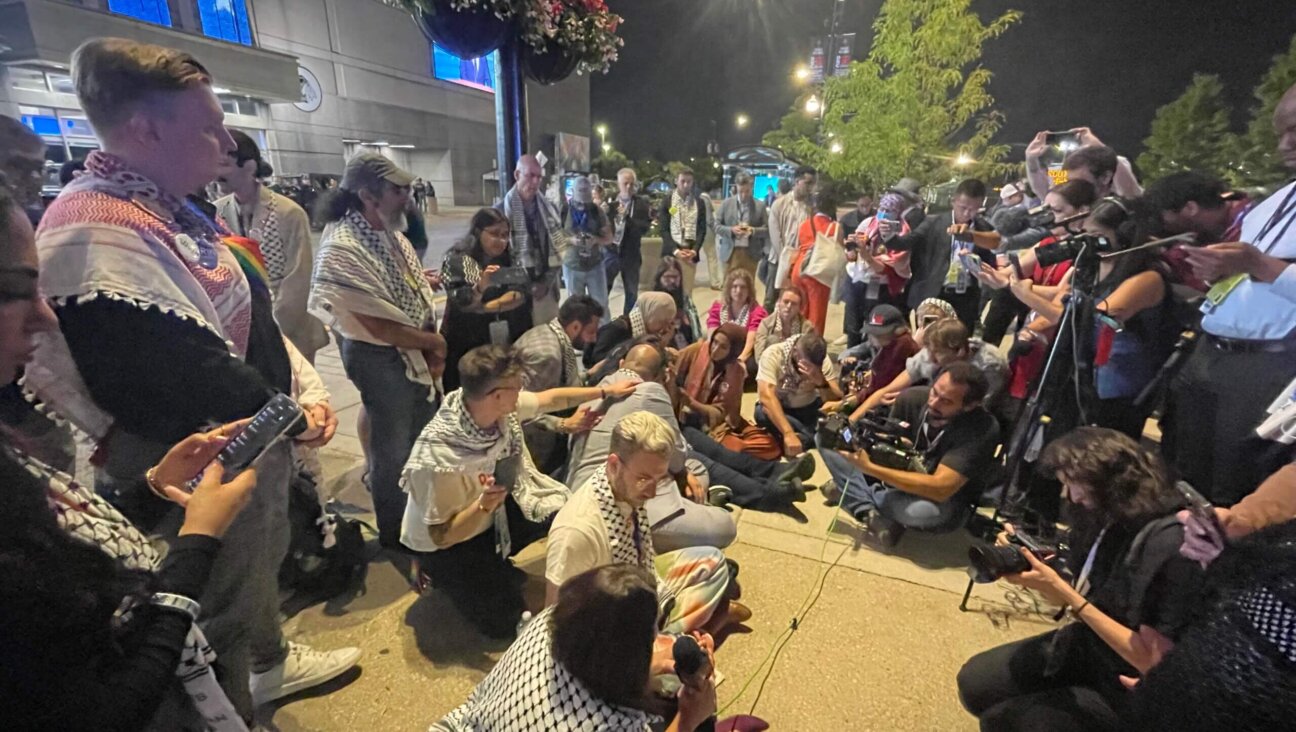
top-left (610, 412), bottom-right (676, 460)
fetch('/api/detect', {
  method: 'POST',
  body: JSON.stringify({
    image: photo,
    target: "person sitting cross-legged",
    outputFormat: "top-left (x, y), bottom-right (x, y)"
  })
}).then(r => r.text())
top-left (755, 330), bottom-right (842, 458)
top-left (548, 412), bottom-right (747, 636)
top-left (818, 362), bottom-right (1001, 547)
top-left (400, 344), bottom-right (570, 639)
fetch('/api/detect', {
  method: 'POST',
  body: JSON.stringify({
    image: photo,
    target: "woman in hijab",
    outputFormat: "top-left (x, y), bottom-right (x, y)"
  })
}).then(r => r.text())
top-left (440, 207), bottom-right (531, 392)
top-left (584, 290), bottom-right (678, 369)
top-left (676, 323), bottom-right (782, 460)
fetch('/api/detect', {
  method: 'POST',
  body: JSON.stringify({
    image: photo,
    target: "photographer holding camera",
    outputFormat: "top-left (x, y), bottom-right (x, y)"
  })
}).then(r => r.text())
top-left (958, 427), bottom-right (1203, 732)
top-left (819, 362), bottom-right (1000, 546)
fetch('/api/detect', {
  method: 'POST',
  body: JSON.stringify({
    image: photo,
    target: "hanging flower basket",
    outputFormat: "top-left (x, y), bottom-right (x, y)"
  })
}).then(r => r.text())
top-left (524, 40), bottom-right (579, 85)
top-left (398, 0), bottom-right (515, 60)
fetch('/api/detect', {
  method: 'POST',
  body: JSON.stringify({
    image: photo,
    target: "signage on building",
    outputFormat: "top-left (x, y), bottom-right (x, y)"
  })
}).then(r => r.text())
top-left (294, 66), bottom-right (323, 113)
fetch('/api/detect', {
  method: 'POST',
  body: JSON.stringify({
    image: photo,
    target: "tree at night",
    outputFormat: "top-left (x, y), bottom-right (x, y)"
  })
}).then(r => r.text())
top-left (1137, 74), bottom-right (1234, 184)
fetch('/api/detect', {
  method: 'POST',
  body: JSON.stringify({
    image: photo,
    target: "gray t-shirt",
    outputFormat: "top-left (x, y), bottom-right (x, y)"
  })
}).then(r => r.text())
top-left (904, 338), bottom-right (1009, 401)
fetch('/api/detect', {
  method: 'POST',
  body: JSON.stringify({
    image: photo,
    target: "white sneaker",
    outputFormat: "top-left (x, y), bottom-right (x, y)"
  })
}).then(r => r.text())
top-left (250, 642), bottom-right (362, 706)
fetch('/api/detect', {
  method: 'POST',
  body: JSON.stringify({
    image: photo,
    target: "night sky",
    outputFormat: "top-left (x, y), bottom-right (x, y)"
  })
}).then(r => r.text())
top-left (592, 0), bottom-right (1296, 172)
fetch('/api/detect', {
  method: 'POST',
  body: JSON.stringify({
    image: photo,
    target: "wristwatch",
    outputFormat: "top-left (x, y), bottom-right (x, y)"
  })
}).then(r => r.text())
top-left (150, 592), bottom-right (202, 622)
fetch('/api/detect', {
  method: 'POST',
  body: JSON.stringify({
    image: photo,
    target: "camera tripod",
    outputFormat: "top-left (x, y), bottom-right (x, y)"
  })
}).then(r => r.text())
top-left (958, 238), bottom-right (1105, 612)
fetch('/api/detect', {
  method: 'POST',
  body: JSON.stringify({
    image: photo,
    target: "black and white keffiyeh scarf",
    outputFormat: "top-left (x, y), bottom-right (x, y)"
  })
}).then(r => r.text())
top-left (669, 190), bottom-right (699, 246)
top-left (11, 449), bottom-right (246, 731)
top-left (589, 465), bottom-right (655, 570)
top-left (402, 389), bottom-right (568, 556)
top-left (777, 334), bottom-right (807, 396)
top-left (247, 190), bottom-right (287, 285)
top-left (720, 302), bottom-right (752, 328)
top-left (433, 607), bottom-right (657, 732)
top-left (546, 318), bottom-right (579, 387)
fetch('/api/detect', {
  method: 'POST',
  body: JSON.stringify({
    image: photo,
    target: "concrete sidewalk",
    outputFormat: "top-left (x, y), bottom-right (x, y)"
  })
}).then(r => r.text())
top-left (265, 248), bottom-right (1054, 731)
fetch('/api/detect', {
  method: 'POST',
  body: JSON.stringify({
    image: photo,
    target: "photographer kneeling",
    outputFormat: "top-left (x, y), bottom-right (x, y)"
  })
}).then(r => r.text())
top-left (957, 427), bottom-right (1203, 732)
top-left (818, 362), bottom-right (1001, 546)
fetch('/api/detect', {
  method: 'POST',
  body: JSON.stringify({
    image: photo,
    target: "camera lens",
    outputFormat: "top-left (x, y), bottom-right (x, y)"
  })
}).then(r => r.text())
top-left (967, 544), bottom-right (1032, 584)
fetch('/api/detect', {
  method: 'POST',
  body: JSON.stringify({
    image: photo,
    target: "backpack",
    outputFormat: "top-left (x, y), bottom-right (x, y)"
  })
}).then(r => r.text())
top-left (278, 469), bottom-right (372, 615)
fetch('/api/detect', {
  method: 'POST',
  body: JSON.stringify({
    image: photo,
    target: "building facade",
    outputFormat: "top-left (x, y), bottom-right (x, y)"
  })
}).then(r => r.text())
top-left (0, 0), bottom-right (590, 206)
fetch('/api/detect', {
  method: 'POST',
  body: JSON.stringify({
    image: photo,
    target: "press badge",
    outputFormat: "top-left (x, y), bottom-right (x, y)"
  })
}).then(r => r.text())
top-left (1201, 272), bottom-right (1247, 312)
top-left (489, 319), bottom-right (510, 346)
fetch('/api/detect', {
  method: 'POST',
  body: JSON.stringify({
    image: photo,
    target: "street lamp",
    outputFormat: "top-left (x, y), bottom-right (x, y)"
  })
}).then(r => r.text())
top-left (794, 65), bottom-right (811, 82)
top-left (602, 142), bottom-right (612, 154)
top-left (596, 124), bottom-right (608, 148)
top-left (805, 94), bottom-right (821, 115)
top-left (830, 141), bottom-right (843, 154)
top-left (735, 113), bottom-right (749, 129)
top-left (955, 153), bottom-right (974, 167)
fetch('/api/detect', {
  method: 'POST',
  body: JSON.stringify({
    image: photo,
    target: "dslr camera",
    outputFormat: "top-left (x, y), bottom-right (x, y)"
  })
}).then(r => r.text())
top-left (816, 411), bottom-right (923, 472)
top-left (967, 526), bottom-right (1062, 584)
top-left (1034, 232), bottom-right (1114, 268)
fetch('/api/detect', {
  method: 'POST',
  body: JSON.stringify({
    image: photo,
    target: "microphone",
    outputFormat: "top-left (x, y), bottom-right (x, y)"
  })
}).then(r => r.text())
top-left (672, 635), bottom-right (716, 732)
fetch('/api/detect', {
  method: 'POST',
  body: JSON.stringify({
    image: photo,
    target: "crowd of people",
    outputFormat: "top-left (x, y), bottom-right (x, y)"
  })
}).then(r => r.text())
top-left (1, 32), bottom-right (1294, 732)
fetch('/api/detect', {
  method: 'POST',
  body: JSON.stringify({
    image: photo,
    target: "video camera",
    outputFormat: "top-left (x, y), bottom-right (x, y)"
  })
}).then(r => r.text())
top-left (815, 411), bottom-right (923, 472)
top-left (967, 525), bottom-right (1064, 584)
top-left (1025, 204), bottom-right (1089, 232)
top-left (1034, 233), bottom-right (1114, 268)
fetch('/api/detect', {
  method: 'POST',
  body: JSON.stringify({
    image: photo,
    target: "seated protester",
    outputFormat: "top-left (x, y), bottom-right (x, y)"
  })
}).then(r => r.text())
top-left (653, 256), bottom-right (703, 351)
top-left (439, 207), bottom-right (532, 392)
top-left (513, 294), bottom-right (605, 474)
top-left (755, 330), bottom-right (842, 457)
top-left (1143, 170), bottom-right (1254, 295)
top-left (585, 290), bottom-right (677, 370)
top-left (819, 363), bottom-right (1000, 545)
top-left (400, 345), bottom-right (570, 639)
top-left (569, 342), bottom-right (738, 552)
top-left (704, 268), bottom-right (767, 371)
top-left (852, 318), bottom-right (1008, 422)
top-left (831, 304), bottom-right (921, 415)
top-left (843, 192), bottom-right (913, 349)
top-left (958, 427), bottom-right (1204, 732)
top-left (1132, 519), bottom-right (1296, 732)
top-left (433, 565), bottom-right (717, 732)
top-left (676, 323), bottom-right (782, 461)
top-left (753, 284), bottom-right (815, 362)
top-left (548, 413), bottom-right (743, 635)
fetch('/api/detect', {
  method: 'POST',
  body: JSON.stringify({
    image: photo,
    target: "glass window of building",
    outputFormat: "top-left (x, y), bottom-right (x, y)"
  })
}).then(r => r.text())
top-left (107, 0), bottom-right (173, 27)
top-left (47, 73), bottom-right (76, 95)
top-left (199, 0), bottom-right (254, 45)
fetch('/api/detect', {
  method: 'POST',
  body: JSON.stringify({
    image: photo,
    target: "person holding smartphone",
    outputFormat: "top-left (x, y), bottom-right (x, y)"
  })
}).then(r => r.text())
top-left (843, 192), bottom-right (914, 349)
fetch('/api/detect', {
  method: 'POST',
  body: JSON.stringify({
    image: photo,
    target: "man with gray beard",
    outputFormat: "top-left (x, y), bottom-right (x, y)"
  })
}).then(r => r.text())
top-left (310, 152), bottom-right (445, 549)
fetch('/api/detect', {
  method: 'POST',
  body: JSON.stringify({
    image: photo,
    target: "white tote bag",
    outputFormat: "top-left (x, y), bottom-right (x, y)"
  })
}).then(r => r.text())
top-left (801, 219), bottom-right (845, 287)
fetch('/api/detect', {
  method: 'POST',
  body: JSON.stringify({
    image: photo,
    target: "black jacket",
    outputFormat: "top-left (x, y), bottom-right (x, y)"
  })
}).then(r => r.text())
top-left (890, 211), bottom-right (994, 309)
top-left (604, 194), bottom-right (653, 261)
top-left (658, 193), bottom-right (709, 258)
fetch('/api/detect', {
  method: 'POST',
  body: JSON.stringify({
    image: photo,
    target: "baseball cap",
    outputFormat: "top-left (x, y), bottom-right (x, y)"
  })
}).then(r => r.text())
top-left (862, 304), bottom-right (906, 336)
top-left (1000, 183), bottom-right (1022, 199)
top-left (340, 151), bottom-right (415, 192)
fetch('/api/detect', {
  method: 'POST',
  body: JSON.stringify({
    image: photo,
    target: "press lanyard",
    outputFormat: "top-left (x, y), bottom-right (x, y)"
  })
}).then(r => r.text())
top-left (1074, 527), bottom-right (1108, 597)
top-left (1255, 184), bottom-right (1296, 254)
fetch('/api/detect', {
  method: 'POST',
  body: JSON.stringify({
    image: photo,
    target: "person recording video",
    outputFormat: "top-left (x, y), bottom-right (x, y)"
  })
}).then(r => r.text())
top-left (958, 427), bottom-right (1203, 732)
top-left (818, 362), bottom-right (1001, 547)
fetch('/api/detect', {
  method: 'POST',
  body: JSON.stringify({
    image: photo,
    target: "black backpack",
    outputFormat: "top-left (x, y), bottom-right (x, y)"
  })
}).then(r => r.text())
top-left (278, 470), bottom-right (372, 616)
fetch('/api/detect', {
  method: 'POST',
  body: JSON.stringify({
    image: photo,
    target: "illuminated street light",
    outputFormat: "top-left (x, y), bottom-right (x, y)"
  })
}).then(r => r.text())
top-left (736, 113), bottom-right (749, 129)
top-left (602, 142), bottom-right (612, 154)
top-left (805, 94), bottom-right (821, 115)
top-left (830, 141), bottom-right (843, 154)
top-left (955, 153), bottom-right (974, 167)
top-left (596, 124), bottom-right (608, 137)
top-left (794, 65), bottom-right (812, 82)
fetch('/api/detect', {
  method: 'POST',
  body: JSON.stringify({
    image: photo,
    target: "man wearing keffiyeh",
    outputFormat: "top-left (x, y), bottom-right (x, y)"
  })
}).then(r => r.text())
top-left (659, 168), bottom-right (709, 292)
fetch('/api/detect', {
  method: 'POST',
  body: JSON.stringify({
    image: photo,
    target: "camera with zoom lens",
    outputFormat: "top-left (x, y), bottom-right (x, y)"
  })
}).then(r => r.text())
top-left (1034, 233), bottom-right (1113, 268)
top-left (967, 527), bottom-right (1062, 584)
top-left (815, 411), bottom-right (923, 472)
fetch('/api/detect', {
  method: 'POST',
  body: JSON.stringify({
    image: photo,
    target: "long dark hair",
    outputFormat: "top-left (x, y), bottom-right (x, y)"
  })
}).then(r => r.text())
top-left (0, 441), bottom-right (152, 673)
top-left (451, 207), bottom-right (510, 264)
top-left (550, 564), bottom-right (658, 709)
top-left (1090, 196), bottom-right (1161, 298)
top-left (652, 256), bottom-right (686, 310)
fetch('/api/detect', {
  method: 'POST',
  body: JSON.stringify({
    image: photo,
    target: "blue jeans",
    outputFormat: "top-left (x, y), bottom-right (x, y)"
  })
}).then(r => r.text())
top-left (339, 337), bottom-right (438, 547)
top-left (755, 400), bottom-right (821, 449)
top-left (684, 426), bottom-right (789, 510)
top-left (563, 262), bottom-right (610, 323)
top-left (817, 435), bottom-right (966, 530)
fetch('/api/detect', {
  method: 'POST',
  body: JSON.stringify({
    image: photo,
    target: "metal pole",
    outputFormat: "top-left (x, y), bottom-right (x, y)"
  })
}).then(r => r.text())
top-left (494, 37), bottom-right (529, 185)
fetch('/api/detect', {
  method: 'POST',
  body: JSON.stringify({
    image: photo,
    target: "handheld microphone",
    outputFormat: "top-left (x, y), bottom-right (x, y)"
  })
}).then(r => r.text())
top-left (672, 634), bottom-right (706, 678)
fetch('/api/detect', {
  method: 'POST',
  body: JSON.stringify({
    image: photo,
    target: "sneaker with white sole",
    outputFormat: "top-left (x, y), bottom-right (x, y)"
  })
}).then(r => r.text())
top-left (250, 642), bottom-right (361, 706)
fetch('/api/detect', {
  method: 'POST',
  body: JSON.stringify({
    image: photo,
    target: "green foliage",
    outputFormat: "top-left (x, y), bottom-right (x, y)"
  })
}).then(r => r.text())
top-left (592, 148), bottom-right (632, 181)
top-left (1136, 74), bottom-right (1235, 184)
top-left (1232, 34), bottom-right (1296, 188)
top-left (762, 0), bottom-right (1021, 191)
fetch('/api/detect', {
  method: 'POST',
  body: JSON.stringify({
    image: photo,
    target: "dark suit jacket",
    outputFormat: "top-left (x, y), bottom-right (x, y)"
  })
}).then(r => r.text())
top-left (604, 194), bottom-right (652, 261)
top-left (658, 193), bottom-right (709, 258)
top-left (891, 211), bottom-right (996, 309)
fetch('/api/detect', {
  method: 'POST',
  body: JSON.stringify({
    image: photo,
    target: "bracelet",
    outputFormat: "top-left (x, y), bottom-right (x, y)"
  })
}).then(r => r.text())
top-left (144, 466), bottom-right (168, 499)
top-left (150, 592), bottom-right (201, 622)
top-left (1070, 599), bottom-right (1091, 618)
